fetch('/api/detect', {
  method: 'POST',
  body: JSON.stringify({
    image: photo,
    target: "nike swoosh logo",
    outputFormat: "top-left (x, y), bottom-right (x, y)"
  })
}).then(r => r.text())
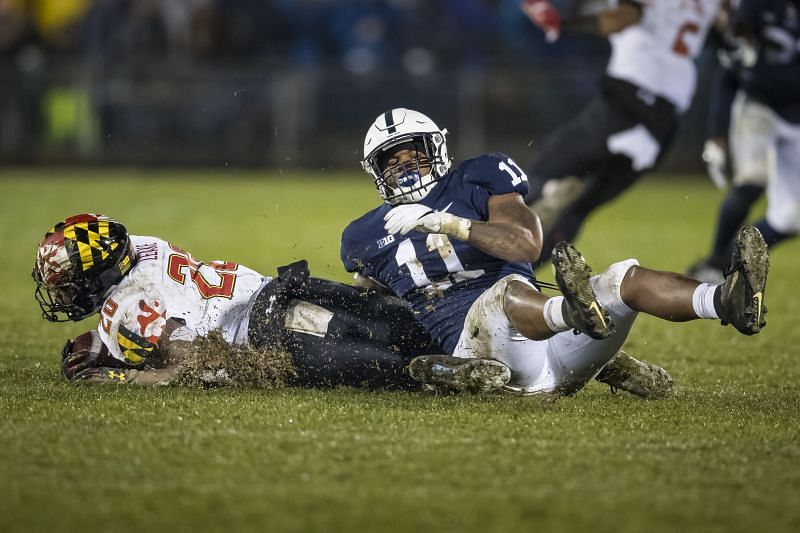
top-left (754, 291), bottom-right (763, 325)
top-left (439, 202), bottom-right (453, 214)
top-left (589, 301), bottom-right (608, 329)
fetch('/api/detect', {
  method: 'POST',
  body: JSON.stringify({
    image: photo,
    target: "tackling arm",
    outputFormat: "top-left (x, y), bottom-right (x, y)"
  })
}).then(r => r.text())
top-left (383, 193), bottom-right (544, 263)
top-left (467, 193), bottom-right (544, 262)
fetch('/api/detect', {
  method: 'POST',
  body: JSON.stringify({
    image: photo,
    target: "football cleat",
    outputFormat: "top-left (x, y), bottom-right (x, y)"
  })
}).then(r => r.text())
top-left (552, 242), bottom-right (615, 340)
top-left (595, 350), bottom-right (675, 399)
top-left (717, 225), bottom-right (769, 335)
top-left (407, 355), bottom-right (511, 393)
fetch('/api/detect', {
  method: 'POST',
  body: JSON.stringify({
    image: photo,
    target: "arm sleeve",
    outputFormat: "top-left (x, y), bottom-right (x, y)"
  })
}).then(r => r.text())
top-left (341, 224), bottom-right (372, 276)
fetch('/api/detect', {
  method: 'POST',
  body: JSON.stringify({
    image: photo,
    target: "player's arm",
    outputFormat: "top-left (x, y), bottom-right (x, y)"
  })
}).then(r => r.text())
top-left (66, 318), bottom-right (194, 385)
top-left (467, 193), bottom-right (544, 262)
top-left (61, 329), bottom-right (180, 385)
top-left (521, 0), bottom-right (641, 41)
top-left (383, 193), bottom-right (543, 263)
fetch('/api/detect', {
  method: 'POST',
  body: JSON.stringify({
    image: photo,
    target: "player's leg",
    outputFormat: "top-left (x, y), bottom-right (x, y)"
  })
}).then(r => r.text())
top-left (525, 94), bottom-right (622, 206)
top-left (544, 258), bottom-right (674, 398)
top-left (505, 244), bottom-right (614, 341)
top-left (754, 117), bottom-right (800, 247)
top-left (407, 274), bottom-right (579, 393)
top-left (536, 155), bottom-right (639, 265)
top-left (534, 90), bottom-right (677, 265)
top-left (280, 299), bottom-right (425, 390)
top-left (621, 225), bottom-right (769, 334)
top-left (301, 277), bottom-right (438, 356)
top-left (286, 329), bottom-right (420, 390)
top-left (690, 92), bottom-right (771, 281)
top-left (411, 265), bottom-right (669, 398)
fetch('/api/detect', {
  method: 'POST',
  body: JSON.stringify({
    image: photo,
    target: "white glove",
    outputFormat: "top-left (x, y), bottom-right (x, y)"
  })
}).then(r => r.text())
top-left (384, 204), bottom-right (472, 240)
top-left (702, 138), bottom-right (728, 190)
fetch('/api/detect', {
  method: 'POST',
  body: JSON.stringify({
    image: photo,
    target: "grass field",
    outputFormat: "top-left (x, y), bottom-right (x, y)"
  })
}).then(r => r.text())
top-left (1, 169), bottom-right (799, 533)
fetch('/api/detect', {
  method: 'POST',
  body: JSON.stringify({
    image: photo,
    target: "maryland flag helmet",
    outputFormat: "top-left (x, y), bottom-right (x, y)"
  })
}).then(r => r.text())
top-left (33, 214), bottom-right (134, 322)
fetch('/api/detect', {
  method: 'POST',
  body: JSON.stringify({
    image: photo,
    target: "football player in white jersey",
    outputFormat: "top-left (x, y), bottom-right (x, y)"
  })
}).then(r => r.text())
top-left (33, 214), bottom-right (436, 390)
top-left (521, 0), bottom-right (723, 266)
top-left (342, 109), bottom-right (769, 398)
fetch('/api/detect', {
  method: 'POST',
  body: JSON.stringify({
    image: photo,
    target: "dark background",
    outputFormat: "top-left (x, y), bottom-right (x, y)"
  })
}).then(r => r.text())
top-left (0, 0), bottom-right (716, 171)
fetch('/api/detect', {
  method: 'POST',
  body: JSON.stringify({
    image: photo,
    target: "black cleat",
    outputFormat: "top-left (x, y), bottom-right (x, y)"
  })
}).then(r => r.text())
top-left (552, 242), bottom-right (615, 340)
top-left (595, 350), bottom-right (675, 399)
top-left (407, 355), bottom-right (511, 393)
top-left (717, 225), bottom-right (769, 335)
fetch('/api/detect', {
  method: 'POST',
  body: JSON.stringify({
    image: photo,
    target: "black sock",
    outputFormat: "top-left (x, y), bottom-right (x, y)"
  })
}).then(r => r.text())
top-left (713, 285), bottom-right (725, 322)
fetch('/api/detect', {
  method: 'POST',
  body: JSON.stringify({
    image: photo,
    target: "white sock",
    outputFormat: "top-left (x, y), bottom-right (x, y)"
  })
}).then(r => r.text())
top-left (692, 283), bottom-right (719, 319)
top-left (543, 296), bottom-right (570, 332)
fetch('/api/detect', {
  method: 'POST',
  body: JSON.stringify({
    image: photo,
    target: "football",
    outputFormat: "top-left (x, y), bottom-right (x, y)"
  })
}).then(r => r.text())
top-left (67, 330), bottom-right (109, 359)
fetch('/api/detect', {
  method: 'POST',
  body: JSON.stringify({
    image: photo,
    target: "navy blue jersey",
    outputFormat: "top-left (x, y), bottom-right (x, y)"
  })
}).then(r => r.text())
top-left (341, 152), bottom-right (536, 354)
top-left (736, 0), bottom-right (800, 122)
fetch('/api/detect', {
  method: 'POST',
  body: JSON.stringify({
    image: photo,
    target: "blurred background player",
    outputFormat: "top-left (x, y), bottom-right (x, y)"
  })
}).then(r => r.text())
top-left (688, 0), bottom-right (800, 283)
top-left (33, 213), bottom-right (437, 390)
top-left (521, 0), bottom-right (723, 266)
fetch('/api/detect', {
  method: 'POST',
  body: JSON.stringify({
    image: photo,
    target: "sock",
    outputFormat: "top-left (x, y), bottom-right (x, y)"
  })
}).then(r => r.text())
top-left (543, 296), bottom-right (569, 332)
top-left (692, 283), bottom-right (719, 319)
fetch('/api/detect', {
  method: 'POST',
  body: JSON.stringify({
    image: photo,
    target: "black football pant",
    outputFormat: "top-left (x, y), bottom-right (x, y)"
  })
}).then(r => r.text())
top-left (250, 277), bottom-right (436, 390)
top-left (525, 77), bottom-right (678, 266)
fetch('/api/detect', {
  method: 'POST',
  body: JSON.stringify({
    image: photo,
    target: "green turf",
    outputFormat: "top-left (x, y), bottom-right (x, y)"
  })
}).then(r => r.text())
top-left (1, 170), bottom-right (798, 533)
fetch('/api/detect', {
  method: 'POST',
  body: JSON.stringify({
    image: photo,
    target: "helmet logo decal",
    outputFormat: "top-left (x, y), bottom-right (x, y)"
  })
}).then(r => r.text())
top-left (62, 220), bottom-right (117, 272)
top-left (37, 243), bottom-right (71, 284)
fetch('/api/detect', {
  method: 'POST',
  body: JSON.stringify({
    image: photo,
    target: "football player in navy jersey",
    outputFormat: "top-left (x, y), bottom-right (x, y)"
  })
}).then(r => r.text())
top-left (689, 0), bottom-right (800, 282)
top-left (341, 108), bottom-right (771, 398)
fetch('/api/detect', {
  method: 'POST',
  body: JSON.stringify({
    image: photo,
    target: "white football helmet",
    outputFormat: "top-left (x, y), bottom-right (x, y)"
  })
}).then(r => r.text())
top-left (362, 108), bottom-right (451, 204)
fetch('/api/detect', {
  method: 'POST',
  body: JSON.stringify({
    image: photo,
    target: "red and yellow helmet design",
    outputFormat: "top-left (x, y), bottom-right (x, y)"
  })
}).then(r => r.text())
top-left (33, 214), bottom-right (134, 322)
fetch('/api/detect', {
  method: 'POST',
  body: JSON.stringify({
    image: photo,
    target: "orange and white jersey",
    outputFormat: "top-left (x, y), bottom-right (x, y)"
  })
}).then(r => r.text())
top-left (96, 235), bottom-right (270, 366)
top-left (607, 0), bottom-right (722, 111)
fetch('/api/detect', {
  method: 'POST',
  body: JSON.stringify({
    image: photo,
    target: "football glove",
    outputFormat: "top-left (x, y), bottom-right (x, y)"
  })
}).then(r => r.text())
top-left (61, 330), bottom-right (122, 381)
top-left (72, 367), bottom-right (134, 384)
top-left (521, 0), bottom-right (562, 42)
top-left (702, 138), bottom-right (728, 190)
top-left (384, 204), bottom-right (472, 241)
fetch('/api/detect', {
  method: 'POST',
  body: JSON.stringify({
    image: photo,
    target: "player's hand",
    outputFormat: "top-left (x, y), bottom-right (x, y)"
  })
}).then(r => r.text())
top-left (702, 137), bottom-right (728, 190)
top-left (521, 0), bottom-right (562, 43)
top-left (384, 204), bottom-right (472, 241)
top-left (384, 204), bottom-right (434, 235)
top-left (61, 331), bottom-right (112, 381)
top-left (73, 367), bottom-right (135, 384)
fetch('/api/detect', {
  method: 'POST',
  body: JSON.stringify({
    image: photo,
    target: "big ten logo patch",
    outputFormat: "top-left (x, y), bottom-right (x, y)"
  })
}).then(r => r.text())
top-left (377, 234), bottom-right (395, 249)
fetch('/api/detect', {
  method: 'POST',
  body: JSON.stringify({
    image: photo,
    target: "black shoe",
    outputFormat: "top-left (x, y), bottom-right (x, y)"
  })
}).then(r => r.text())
top-left (552, 242), bottom-right (615, 340)
top-left (717, 225), bottom-right (769, 335)
top-left (595, 350), bottom-right (675, 399)
top-left (407, 355), bottom-right (511, 393)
